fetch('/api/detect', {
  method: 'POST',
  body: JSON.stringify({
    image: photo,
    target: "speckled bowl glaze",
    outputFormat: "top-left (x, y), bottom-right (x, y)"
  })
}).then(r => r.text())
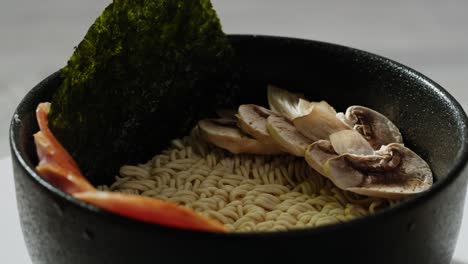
top-left (10, 35), bottom-right (468, 264)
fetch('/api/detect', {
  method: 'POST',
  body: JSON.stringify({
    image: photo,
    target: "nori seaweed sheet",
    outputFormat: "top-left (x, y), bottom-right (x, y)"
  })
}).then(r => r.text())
top-left (49, 0), bottom-right (240, 184)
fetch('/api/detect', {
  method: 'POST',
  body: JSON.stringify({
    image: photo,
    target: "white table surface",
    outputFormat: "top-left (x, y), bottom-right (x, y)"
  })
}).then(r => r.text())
top-left (0, 156), bottom-right (467, 263)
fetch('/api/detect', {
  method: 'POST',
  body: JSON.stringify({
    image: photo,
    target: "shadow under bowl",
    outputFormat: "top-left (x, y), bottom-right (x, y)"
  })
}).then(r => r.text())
top-left (10, 35), bottom-right (468, 264)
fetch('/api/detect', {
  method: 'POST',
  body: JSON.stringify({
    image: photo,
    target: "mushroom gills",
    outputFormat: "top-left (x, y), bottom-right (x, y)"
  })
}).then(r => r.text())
top-left (343, 106), bottom-right (403, 149)
top-left (322, 143), bottom-right (433, 199)
top-left (266, 115), bottom-right (313, 157)
top-left (198, 119), bottom-right (282, 155)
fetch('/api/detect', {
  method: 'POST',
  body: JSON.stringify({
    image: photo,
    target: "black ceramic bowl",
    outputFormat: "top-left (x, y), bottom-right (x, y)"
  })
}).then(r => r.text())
top-left (10, 35), bottom-right (468, 264)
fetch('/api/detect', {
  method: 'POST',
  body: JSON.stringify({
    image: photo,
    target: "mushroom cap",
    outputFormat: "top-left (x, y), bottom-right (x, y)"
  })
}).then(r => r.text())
top-left (347, 184), bottom-right (427, 200)
top-left (198, 119), bottom-right (283, 155)
top-left (345, 106), bottom-right (403, 149)
top-left (266, 115), bottom-right (313, 157)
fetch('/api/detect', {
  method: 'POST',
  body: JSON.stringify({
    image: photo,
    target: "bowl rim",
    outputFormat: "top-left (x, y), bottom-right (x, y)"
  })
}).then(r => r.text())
top-left (10, 34), bottom-right (468, 238)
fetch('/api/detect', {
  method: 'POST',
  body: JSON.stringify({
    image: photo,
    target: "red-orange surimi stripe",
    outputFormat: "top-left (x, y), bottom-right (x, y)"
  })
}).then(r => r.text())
top-left (75, 191), bottom-right (228, 232)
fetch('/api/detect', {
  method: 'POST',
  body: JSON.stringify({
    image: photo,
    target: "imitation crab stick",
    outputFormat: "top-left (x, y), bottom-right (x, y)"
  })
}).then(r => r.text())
top-left (34, 103), bottom-right (95, 193)
top-left (75, 191), bottom-right (228, 232)
top-left (33, 102), bottom-right (227, 232)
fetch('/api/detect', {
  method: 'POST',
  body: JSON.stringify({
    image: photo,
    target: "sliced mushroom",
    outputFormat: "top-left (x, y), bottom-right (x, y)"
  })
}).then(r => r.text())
top-left (323, 143), bottom-right (432, 199)
top-left (293, 102), bottom-right (350, 141)
top-left (323, 156), bottom-right (365, 190)
top-left (305, 130), bottom-right (376, 176)
top-left (343, 106), bottom-right (403, 149)
top-left (311, 100), bottom-right (337, 115)
top-left (266, 115), bottom-right (314, 156)
top-left (198, 119), bottom-right (282, 155)
top-left (304, 140), bottom-right (338, 176)
top-left (329, 130), bottom-right (374, 156)
top-left (236, 104), bottom-right (284, 152)
top-left (336, 112), bottom-right (355, 128)
top-left (267, 85), bottom-right (310, 120)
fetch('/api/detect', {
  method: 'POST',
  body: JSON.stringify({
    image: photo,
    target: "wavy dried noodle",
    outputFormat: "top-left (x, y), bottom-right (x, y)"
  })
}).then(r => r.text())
top-left (99, 127), bottom-right (400, 232)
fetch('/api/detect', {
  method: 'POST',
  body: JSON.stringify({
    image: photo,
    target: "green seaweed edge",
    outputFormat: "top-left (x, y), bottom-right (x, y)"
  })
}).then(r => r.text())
top-left (49, 0), bottom-right (239, 184)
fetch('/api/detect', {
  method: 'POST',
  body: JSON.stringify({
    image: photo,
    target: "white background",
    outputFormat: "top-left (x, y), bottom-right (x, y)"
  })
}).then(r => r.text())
top-left (0, 0), bottom-right (467, 263)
